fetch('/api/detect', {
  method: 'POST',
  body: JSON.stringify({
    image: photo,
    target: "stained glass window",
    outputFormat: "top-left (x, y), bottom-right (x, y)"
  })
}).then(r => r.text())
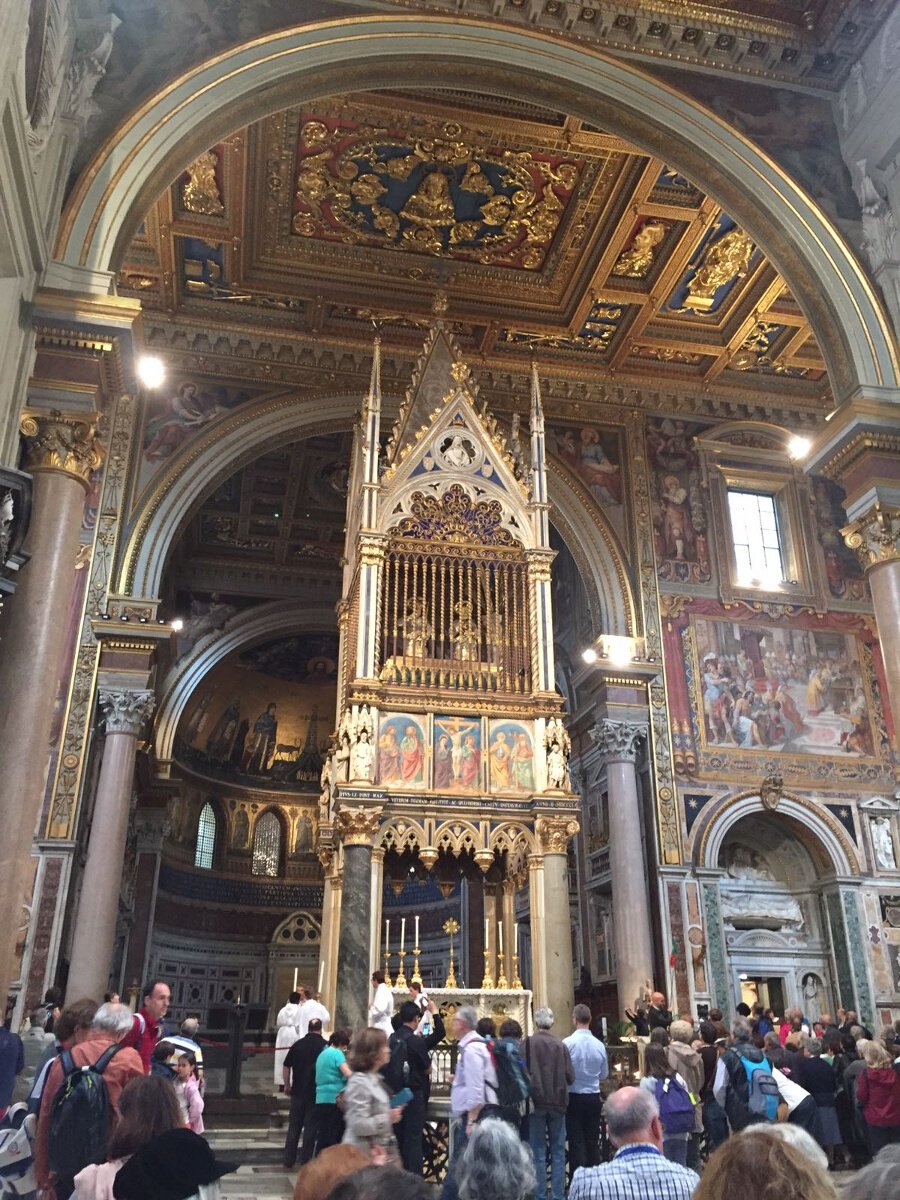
top-left (727, 489), bottom-right (784, 587)
top-left (252, 811), bottom-right (281, 877)
top-left (194, 802), bottom-right (217, 870)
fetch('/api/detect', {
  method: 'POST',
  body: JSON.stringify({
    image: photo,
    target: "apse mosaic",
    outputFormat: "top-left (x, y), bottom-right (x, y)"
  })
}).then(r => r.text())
top-left (290, 113), bottom-right (585, 271)
top-left (175, 635), bottom-right (337, 791)
top-left (690, 617), bottom-right (878, 758)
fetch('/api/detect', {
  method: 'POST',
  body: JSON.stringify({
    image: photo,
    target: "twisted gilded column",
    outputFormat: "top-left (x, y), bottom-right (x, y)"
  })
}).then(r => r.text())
top-left (591, 719), bottom-right (653, 1018)
top-left (66, 689), bottom-right (155, 1000)
top-left (843, 504), bottom-right (900, 742)
top-left (530, 815), bottom-right (579, 1030)
top-left (334, 806), bottom-right (382, 1030)
top-left (0, 411), bottom-right (102, 1003)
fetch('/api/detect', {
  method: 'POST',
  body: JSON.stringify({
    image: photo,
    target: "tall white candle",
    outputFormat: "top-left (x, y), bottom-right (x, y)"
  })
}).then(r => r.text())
top-left (484, 917), bottom-right (489, 945)
top-left (400, 917), bottom-right (406, 952)
top-left (385, 918), bottom-right (390, 952)
top-left (293, 967), bottom-right (298, 991)
top-left (318, 960), bottom-right (325, 994)
top-left (498, 921), bottom-right (503, 954)
top-left (415, 914), bottom-right (420, 947)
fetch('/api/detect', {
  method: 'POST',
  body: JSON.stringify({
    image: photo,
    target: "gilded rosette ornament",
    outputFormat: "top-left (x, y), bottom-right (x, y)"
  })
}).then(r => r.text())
top-left (20, 410), bottom-right (103, 484)
top-left (842, 503), bottom-right (900, 570)
top-left (590, 718), bottom-right (648, 764)
top-left (98, 688), bottom-right (155, 736)
top-left (336, 805), bottom-right (383, 846)
top-left (182, 151), bottom-right (225, 216)
top-left (535, 815), bottom-right (580, 855)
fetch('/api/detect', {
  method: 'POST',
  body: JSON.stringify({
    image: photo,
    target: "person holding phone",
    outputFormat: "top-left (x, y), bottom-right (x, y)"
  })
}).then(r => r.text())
top-left (342, 1028), bottom-right (405, 1159)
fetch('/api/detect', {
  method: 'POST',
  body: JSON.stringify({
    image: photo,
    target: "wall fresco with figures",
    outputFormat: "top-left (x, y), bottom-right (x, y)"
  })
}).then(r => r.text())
top-left (646, 417), bottom-right (711, 585)
top-left (545, 422), bottom-right (626, 542)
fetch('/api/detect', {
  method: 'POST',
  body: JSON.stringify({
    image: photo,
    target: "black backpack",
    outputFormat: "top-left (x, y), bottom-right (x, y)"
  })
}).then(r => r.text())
top-left (382, 1033), bottom-right (411, 1094)
top-left (49, 1044), bottom-right (120, 1178)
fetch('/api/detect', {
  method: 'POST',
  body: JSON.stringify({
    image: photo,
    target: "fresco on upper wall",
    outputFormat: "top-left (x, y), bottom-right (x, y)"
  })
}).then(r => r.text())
top-left (488, 719), bottom-right (535, 794)
top-left (810, 476), bottom-right (868, 603)
top-left (175, 633), bottom-right (338, 791)
top-left (378, 714), bottom-right (427, 787)
top-left (646, 417), bottom-right (711, 585)
top-left (692, 617), bottom-right (877, 757)
top-left (546, 422), bottom-right (625, 540)
top-left (433, 715), bottom-right (483, 793)
top-left (135, 378), bottom-right (279, 499)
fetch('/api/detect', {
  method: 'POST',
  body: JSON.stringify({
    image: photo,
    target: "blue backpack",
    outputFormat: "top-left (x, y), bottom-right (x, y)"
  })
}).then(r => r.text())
top-left (738, 1053), bottom-right (780, 1121)
top-left (654, 1073), bottom-right (696, 1135)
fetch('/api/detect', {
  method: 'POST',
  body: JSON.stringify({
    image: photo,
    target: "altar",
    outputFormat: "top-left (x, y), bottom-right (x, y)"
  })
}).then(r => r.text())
top-left (392, 987), bottom-right (534, 1036)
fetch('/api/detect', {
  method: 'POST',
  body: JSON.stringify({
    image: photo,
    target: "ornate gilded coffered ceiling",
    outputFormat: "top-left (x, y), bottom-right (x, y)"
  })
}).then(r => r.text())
top-left (121, 89), bottom-right (827, 402)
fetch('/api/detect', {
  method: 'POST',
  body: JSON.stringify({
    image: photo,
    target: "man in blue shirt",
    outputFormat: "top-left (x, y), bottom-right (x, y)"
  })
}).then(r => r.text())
top-left (564, 1004), bottom-right (609, 1174)
top-left (568, 1087), bottom-right (699, 1200)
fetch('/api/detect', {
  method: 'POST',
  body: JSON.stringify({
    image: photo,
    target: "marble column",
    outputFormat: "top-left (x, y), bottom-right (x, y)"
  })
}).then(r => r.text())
top-left (66, 689), bottom-right (155, 1000)
top-left (843, 504), bottom-right (900, 737)
top-left (591, 719), bottom-right (653, 1018)
top-left (0, 410), bottom-right (101, 1004)
top-left (532, 816), bottom-right (579, 1030)
top-left (466, 877), bottom-right (485, 987)
top-left (334, 807), bottom-right (382, 1031)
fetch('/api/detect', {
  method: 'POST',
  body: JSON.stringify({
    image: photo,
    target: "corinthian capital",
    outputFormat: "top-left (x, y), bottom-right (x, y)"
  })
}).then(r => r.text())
top-left (843, 503), bottom-right (900, 570)
top-left (336, 805), bottom-right (383, 847)
top-left (535, 815), bottom-right (580, 855)
top-left (590, 718), bottom-right (647, 764)
top-left (99, 689), bottom-right (155, 735)
top-left (19, 410), bottom-right (103, 484)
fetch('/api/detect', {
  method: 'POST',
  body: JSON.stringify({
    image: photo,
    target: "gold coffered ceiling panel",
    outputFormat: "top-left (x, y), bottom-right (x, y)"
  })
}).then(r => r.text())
top-left (120, 88), bottom-right (827, 402)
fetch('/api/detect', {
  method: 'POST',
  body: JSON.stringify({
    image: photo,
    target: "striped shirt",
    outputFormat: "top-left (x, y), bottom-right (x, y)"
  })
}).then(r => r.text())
top-left (568, 1144), bottom-right (699, 1200)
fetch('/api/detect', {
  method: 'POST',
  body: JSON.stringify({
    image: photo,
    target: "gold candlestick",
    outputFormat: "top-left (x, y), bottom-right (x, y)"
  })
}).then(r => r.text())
top-left (412, 947), bottom-right (422, 984)
top-left (383, 952), bottom-right (393, 988)
top-left (481, 949), bottom-right (495, 990)
top-left (396, 951), bottom-right (408, 988)
top-left (443, 918), bottom-right (460, 988)
top-left (511, 953), bottom-right (522, 989)
top-left (496, 950), bottom-right (508, 990)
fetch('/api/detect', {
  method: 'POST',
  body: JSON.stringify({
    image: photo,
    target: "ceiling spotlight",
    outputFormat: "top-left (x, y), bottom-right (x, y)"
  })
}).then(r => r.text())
top-left (581, 647), bottom-right (598, 664)
top-left (170, 617), bottom-right (184, 632)
top-left (604, 635), bottom-right (634, 667)
top-left (788, 435), bottom-right (811, 461)
top-left (137, 355), bottom-right (166, 388)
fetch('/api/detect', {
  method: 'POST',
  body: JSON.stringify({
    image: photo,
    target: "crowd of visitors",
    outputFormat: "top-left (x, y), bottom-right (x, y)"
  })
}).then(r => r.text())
top-left (3, 976), bottom-right (900, 1200)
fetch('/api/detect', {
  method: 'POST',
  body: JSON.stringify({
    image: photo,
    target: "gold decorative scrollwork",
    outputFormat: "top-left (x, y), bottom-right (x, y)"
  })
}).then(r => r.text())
top-left (613, 220), bottom-right (669, 278)
top-left (181, 151), bottom-right (225, 216)
top-left (681, 228), bottom-right (754, 313)
top-left (336, 805), bottom-right (383, 846)
top-left (843, 503), bottom-right (900, 569)
top-left (19, 410), bottom-right (103, 484)
top-left (396, 483), bottom-right (520, 547)
top-left (290, 115), bottom-right (581, 270)
top-left (535, 815), bottom-right (580, 854)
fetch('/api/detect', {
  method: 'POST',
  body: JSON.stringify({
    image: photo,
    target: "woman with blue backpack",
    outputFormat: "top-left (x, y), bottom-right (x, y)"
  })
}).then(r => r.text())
top-left (640, 1043), bottom-right (698, 1165)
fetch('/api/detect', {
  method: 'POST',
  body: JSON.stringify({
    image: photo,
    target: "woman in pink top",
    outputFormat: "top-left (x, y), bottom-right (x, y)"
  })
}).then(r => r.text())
top-left (74, 1076), bottom-right (182, 1200)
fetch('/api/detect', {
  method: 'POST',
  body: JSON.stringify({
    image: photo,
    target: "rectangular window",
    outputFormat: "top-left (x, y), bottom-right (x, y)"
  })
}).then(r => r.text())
top-left (727, 489), bottom-right (784, 587)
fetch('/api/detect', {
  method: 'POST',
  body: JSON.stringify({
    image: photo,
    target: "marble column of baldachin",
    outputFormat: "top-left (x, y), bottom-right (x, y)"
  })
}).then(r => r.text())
top-left (531, 816), bottom-right (579, 1032)
top-left (591, 719), bottom-right (654, 1018)
top-left (0, 411), bottom-right (102, 1003)
top-left (66, 689), bottom-right (156, 1000)
top-left (334, 807), bottom-right (382, 1031)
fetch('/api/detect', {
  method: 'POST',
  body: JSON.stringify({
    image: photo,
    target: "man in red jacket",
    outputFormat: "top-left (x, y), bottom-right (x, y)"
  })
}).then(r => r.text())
top-left (121, 978), bottom-right (171, 1072)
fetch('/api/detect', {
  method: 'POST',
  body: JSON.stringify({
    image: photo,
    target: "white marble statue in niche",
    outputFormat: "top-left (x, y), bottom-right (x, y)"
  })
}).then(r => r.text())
top-left (871, 815), bottom-right (897, 870)
top-left (719, 844), bottom-right (805, 930)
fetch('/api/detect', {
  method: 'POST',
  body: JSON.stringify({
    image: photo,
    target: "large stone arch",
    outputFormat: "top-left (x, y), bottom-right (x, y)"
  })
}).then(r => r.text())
top-left (694, 790), bottom-right (860, 879)
top-left (154, 599), bottom-right (338, 769)
top-left (54, 16), bottom-right (898, 401)
top-left (120, 393), bottom-right (636, 636)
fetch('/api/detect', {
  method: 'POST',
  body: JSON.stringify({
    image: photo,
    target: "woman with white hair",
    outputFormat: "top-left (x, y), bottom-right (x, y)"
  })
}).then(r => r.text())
top-left (458, 1117), bottom-right (536, 1200)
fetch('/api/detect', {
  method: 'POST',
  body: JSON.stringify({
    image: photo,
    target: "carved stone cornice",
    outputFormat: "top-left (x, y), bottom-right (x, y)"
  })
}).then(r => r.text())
top-left (843, 503), bottom-right (900, 571)
top-left (98, 688), bottom-right (155, 735)
top-left (590, 718), bottom-right (648, 764)
top-left (534, 815), bottom-right (580, 855)
top-left (336, 804), bottom-right (383, 847)
top-left (19, 410), bottom-right (103, 484)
